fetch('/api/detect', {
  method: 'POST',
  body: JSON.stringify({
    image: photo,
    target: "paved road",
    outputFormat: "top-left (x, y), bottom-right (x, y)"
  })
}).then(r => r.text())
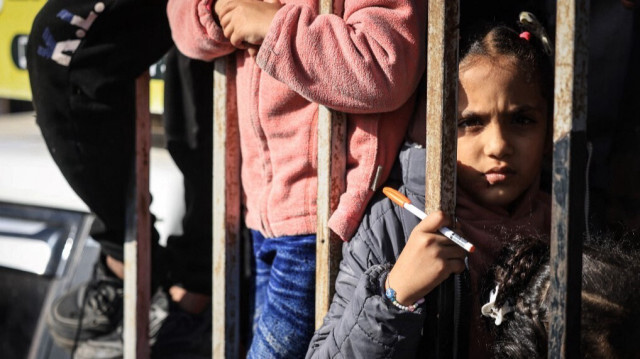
top-left (0, 111), bottom-right (185, 244)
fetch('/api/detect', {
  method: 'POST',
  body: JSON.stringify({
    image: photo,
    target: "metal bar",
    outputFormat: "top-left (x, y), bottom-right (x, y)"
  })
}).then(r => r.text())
top-left (212, 56), bottom-right (241, 358)
top-left (425, 0), bottom-right (458, 216)
top-left (314, 0), bottom-right (347, 330)
top-left (315, 105), bottom-right (346, 329)
top-left (549, 0), bottom-right (589, 357)
top-left (123, 72), bottom-right (152, 359)
top-left (425, 2), bottom-right (459, 358)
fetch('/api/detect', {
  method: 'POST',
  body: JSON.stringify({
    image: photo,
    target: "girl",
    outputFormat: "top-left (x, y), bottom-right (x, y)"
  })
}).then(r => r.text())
top-left (485, 233), bottom-right (640, 358)
top-left (167, 0), bottom-right (425, 357)
top-left (307, 14), bottom-right (553, 358)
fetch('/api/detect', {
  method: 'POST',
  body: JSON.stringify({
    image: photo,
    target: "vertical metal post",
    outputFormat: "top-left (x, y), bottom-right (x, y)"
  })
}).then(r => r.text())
top-left (123, 72), bottom-right (152, 359)
top-left (314, 0), bottom-right (347, 329)
top-left (425, 2), bottom-right (459, 357)
top-left (212, 56), bottom-right (241, 358)
top-left (425, 0), bottom-right (458, 216)
top-left (549, 0), bottom-right (589, 357)
top-left (315, 106), bottom-right (346, 328)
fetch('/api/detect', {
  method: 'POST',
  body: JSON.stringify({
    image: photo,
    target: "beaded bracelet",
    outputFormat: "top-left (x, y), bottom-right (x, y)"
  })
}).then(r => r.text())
top-left (384, 275), bottom-right (425, 312)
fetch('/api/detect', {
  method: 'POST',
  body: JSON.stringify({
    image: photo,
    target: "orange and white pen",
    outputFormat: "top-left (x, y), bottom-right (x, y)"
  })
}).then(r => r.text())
top-left (382, 187), bottom-right (475, 253)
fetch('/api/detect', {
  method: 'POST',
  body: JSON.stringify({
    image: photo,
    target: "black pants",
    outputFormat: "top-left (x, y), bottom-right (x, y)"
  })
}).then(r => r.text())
top-left (163, 48), bottom-right (214, 295)
top-left (27, 0), bottom-right (213, 294)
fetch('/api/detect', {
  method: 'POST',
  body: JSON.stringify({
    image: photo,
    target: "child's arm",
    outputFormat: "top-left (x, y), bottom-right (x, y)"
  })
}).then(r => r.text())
top-left (386, 211), bottom-right (467, 306)
top-left (306, 229), bottom-right (426, 358)
top-left (167, 0), bottom-right (238, 61)
top-left (308, 206), bottom-right (466, 357)
top-left (308, 206), bottom-right (459, 358)
top-left (255, 0), bottom-right (426, 114)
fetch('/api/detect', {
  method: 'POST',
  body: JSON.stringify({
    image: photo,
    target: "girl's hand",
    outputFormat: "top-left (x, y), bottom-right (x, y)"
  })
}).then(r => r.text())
top-left (215, 0), bottom-right (282, 52)
top-left (386, 211), bottom-right (467, 306)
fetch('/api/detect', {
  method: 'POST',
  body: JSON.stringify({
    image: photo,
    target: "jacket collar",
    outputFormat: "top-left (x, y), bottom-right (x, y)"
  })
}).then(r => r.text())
top-left (396, 142), bottom-right (427, 201)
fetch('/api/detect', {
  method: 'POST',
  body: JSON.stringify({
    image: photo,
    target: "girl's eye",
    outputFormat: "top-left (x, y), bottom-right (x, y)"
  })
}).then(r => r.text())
top-left (512, 115), bottom-right (536, 126)
top-left (458, 117), bottom-right (482, 128)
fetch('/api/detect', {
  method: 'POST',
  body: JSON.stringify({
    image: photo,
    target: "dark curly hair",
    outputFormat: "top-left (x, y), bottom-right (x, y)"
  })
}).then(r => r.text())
top-left (485, 234), bottom-right (640, 358)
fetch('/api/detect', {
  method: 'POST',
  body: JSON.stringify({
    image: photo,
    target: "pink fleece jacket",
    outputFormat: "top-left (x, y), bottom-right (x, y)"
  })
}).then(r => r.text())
top-left (167, 0), bottom-right (426, 240)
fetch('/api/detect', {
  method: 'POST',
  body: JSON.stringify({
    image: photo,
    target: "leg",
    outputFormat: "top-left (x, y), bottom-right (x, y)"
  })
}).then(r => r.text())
top-left (248, 234), bottom-right (316, 359)
top-left (250, 230), bottom-right (269, 335)
top-left (27, 0), bottom-right (173, 266)
top-left (26, 0), bottom-right (173, 350)
top-left (163, 47), bottom-right (214, 297)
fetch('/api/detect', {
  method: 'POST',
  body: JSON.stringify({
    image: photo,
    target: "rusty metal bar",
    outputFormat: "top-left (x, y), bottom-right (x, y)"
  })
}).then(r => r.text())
top-left (424, 2), bottom-right (459, 357)
top-left (425, 0), bottom-right (458, 216)
top-left (212, 56), bottom-right (241, 358)
top-left (315, 105), bottom-right (346, 329)
top-left (314, 0), bottom-right (347, 329)
top-left (123, 72), bottom-right (152, 359)
top-left (549, 0), bottom-right (589, 357)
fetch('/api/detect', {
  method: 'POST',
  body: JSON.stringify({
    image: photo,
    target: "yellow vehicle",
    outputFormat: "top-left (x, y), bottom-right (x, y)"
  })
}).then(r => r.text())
top-left (0, 0), bottom-right (164, 112)
top-left (0, 0), bottom-right (46, 101)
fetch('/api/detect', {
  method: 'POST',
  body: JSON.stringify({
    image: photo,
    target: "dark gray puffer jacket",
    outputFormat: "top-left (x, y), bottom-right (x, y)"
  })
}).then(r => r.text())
top-left (306, 143), bottom-right (470, 359)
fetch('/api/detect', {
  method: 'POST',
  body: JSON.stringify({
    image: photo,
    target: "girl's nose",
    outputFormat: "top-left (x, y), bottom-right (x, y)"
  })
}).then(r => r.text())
top-left (483, 122), bottom-right (513, 159)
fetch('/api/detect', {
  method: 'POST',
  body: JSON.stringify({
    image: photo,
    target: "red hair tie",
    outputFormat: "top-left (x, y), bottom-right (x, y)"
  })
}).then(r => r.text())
top-left (519, 31), bottom-right (531, 41)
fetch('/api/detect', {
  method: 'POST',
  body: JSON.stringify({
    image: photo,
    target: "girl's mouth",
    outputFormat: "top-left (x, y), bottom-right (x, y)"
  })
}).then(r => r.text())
top-left (485, 167), bottom-right (515, 185)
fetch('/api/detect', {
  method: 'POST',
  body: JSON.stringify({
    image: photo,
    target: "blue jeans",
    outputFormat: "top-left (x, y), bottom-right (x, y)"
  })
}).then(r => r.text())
top-left (248, 230), bottom-right (316, 359)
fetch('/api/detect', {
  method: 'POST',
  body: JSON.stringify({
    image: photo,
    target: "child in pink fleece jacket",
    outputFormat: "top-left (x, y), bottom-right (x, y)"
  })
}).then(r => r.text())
top-left (167, 0), bottom-right (425, 356)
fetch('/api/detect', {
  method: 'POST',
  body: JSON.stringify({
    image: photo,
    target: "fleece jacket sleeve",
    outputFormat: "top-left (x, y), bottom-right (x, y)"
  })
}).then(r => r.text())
top-left (167, 0), bottom-right (236, 61)
top-left (306, 228), bottom-right (426, 358)
top-left (256, 0), bottom-right (426, 114)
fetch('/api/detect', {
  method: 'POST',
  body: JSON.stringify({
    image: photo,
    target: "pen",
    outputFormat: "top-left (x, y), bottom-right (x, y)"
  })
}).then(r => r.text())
top-left (382, 187), bottom-right (475, 253)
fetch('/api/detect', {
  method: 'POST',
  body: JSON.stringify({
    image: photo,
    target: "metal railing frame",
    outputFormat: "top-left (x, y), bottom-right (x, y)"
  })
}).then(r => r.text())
top-left (123, 0), bottom-right (589, 357)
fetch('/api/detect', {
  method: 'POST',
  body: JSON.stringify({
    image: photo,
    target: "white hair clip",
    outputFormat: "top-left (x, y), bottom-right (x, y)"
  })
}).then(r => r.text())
top-left (481, 284), bottom-right (513, 326)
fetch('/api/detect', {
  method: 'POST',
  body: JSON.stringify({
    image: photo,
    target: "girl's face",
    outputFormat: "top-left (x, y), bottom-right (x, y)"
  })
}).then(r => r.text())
top-left (457, 56), bottom-right (548, 210)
